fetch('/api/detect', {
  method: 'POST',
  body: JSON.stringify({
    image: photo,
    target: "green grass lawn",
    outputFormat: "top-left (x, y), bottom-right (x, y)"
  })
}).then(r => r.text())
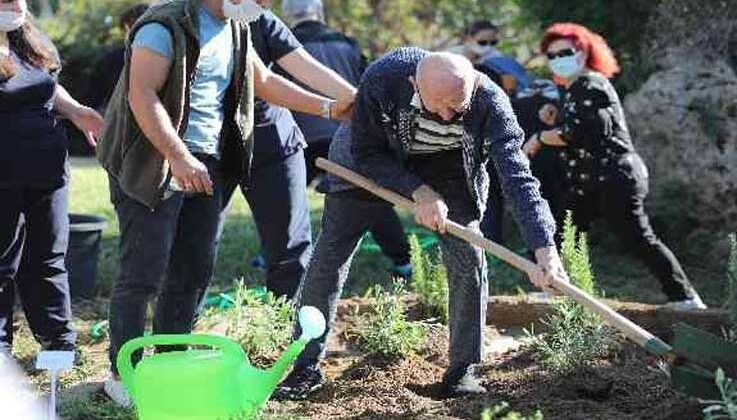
top-left (67, 157), bottom-right (402, 304)
top-left (68, 157), bottom-right (729, 307)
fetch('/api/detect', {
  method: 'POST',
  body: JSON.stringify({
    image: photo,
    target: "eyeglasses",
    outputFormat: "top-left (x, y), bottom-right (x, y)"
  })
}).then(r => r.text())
top-left (477, 39), bottom-right (499, 47)
top-left (546, 48), bottom-right (576, 60)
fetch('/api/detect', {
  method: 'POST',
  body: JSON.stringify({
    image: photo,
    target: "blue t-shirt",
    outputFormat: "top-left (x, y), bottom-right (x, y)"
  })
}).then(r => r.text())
top-left (249, 11), bottom-right (305, 165)
top-left (132, 6), bottom-right (234, 156)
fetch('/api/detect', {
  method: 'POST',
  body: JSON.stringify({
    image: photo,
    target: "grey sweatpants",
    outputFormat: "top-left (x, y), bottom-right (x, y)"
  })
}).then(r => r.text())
top-left (295, 180), bottom-right (487, 370)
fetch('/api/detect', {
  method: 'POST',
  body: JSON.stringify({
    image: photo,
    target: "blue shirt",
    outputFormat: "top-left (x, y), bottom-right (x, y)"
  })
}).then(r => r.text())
top-left (249, 11), bottom-right (305, 165)
top-left (132, 6), bottom-right (234, 156)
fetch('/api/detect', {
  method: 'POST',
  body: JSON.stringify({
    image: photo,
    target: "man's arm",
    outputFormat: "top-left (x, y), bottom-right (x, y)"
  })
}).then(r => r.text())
top-left (128, 46), bottom-right (213, 194)
top-left (483, 87), bottom-right (568, 290)
top-left (253, 53), bottom-right (352, 120)
top-left (276, 48), bottom-right (357, 101)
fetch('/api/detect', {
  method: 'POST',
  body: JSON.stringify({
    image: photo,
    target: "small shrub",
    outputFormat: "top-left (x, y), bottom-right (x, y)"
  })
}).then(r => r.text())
top-left (409, 235), bottom-right (449, 323)
top-left (201, 280), bottom-right (293, 363)
top-left (560, 213), bottom-right (595, 295)
top-left (59, 394), bottom-right (136, 420)
top-left (349, 280), bottom-right (427, 360)
top-left (526, 213), bottom-right (615, 373)
top-left (481, 402), bottom-right (544, 420)
top-left (702, 368), bottom-right (737, 420)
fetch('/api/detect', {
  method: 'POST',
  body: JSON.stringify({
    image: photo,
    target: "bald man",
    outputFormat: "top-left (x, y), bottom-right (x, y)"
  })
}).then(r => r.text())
top-left (277, 48), bottom-right (567, 400)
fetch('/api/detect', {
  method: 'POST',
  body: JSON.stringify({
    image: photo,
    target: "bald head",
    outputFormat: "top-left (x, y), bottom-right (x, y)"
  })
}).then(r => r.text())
top-left (414, 52), bottom-right (477, 122)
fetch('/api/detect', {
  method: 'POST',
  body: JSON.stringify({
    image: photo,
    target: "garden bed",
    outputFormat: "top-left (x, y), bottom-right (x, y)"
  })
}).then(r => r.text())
top-left (261, 297), bottom-right (704, 420)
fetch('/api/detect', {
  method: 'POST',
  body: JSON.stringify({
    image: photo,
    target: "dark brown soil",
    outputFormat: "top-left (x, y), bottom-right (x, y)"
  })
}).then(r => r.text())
top-left (267, 299), bottom-right (704, 420)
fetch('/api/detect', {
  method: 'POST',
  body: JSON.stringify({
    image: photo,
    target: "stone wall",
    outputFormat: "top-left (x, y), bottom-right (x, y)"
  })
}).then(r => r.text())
top-left (623, 49), bottom-right (737, 231)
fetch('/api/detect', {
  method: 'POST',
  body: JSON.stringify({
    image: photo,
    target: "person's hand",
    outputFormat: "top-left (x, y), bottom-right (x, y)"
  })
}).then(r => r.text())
top-left (330, 95), bottom-right (355, 121)
top-left (69, 105), bottom-right (104, 148)
top-left (412, 185), bottom-right (449, 234)
top-left (522, 136), bottom-right (543, 158)
top-left (168, 152), bottom-right (213, 195)
top-left (530, 246), bottom-right (569, 294)
top-left (538, 103), bottom-right (558, 126)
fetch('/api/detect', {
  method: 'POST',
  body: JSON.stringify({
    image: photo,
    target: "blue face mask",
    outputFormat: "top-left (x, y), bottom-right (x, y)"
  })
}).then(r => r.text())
top-left (549, 54), bottom-right (583, 79)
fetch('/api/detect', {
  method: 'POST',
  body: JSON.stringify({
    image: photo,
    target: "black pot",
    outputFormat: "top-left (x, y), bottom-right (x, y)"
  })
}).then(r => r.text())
top-left (65, 214), bottom-right (107, 300)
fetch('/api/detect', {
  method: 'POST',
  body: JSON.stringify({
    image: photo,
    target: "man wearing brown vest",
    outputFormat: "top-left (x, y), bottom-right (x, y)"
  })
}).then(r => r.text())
top-left (96, 0), bottom-right (352, 406)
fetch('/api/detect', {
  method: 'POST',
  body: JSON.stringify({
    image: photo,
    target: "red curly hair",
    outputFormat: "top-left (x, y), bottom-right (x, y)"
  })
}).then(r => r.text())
top-left (540, 23), bottom-right (620, 78)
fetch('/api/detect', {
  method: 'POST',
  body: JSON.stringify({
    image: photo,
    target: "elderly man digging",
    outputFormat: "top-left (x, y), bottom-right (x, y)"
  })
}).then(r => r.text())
top-left (276, 48), bottom-right (569, 399)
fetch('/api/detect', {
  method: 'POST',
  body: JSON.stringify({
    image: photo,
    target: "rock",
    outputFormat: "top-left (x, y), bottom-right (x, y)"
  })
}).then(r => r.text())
top-left (623, 48), bottom-right (737, 231)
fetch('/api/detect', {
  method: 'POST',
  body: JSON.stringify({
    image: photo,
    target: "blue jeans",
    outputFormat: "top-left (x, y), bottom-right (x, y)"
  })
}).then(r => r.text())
top-left (0, 184), bottom-right (76, 352)
top-left (107, 155), bottom-right (225, 374)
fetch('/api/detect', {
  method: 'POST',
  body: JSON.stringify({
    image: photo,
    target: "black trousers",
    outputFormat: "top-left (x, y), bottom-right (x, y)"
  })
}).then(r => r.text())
top-left (220, 150), bottom-right (312, 300)
top-left (566, 155), bottom-right (695, 301)
top-left (0, 184), bottom-right (76, 352)
top-left (107, 156), bottom-right (225, 374)
top-left (481, 147), bottom-right (567, 244)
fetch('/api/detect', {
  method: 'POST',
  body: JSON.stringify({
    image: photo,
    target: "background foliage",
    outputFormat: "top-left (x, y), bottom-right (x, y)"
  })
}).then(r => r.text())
top-left (31, 0), bottom-right (673, 99)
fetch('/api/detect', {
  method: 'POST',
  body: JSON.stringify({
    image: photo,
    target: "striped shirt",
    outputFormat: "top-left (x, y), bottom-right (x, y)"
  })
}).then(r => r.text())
top-left (409, 93), bottom-right (464, 154)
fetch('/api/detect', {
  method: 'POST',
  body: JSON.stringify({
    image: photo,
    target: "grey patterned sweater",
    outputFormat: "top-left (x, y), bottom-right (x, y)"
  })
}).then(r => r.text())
top-left (328, 47), bottom-right (556, 250)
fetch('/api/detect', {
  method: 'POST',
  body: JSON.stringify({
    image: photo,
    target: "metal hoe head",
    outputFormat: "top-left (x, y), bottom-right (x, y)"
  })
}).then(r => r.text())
top-left (671, 323), bottom-right (737, 399)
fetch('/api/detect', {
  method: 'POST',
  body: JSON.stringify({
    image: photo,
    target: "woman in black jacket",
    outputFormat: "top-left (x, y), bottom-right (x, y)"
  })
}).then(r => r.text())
top-left (523, 22), bottom-right (705, 309)
top-left (0, 0), bottom-right (103, 354)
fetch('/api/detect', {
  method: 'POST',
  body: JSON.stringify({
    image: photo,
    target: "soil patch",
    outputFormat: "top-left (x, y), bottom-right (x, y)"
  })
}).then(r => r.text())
top-left (265, 300), bottom-right (703, 420)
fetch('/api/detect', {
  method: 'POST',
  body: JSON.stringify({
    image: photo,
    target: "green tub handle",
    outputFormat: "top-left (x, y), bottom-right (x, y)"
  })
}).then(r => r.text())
top-left (116, 334), bottom-right (246, 395)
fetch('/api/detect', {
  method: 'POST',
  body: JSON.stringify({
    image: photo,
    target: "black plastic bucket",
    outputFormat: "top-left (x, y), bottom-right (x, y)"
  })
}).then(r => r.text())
top-left (65, 214), bottom-right (107, 300)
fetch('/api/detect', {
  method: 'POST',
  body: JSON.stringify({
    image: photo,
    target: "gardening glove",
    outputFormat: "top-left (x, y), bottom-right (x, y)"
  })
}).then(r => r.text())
top-left (532, 246), bottom-right (570, 295)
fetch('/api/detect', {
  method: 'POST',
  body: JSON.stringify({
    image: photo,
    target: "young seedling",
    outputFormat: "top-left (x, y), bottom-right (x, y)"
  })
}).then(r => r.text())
top-left (201, 280), bottom-right (293, 364)
top-left (349, 280), bottom-right (427, 360)
top-left (702, 368), bottom-right (737, 420)
top-left (409, 235), bottom-right (449, 323)
top-left (481, 401), bottom-right (544, 420)
top-left (525, 213), bottom-right (615, 372)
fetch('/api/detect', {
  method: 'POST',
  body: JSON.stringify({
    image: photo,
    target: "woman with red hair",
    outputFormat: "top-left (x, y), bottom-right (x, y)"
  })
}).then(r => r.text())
top-left (523, 23), bottom-right (706, 309)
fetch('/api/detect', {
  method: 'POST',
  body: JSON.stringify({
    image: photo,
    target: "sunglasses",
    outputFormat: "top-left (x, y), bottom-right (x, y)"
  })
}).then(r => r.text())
top-left (546, 48), bottom-right (576, 60)
top-left (477, 39), bottom-right (499, 47)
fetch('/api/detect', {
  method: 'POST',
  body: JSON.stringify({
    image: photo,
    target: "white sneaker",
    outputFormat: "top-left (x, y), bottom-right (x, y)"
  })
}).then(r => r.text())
top-left (103, 374), bottom-right (132, 407)
top-left (666, 293), bottom-right (707, 310)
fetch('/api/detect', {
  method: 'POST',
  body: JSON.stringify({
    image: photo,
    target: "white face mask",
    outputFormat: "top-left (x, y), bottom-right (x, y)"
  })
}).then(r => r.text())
top-left (0, 11), bottom-right (25, 33)
top-left (222, 0), bottom-right (263, 23)
top-left (467, 43), bottom-right (492, 58)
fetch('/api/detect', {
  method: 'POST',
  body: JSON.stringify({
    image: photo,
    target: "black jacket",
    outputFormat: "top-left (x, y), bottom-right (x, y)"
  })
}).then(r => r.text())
top-left (288, 20), bottom-right (366, 145)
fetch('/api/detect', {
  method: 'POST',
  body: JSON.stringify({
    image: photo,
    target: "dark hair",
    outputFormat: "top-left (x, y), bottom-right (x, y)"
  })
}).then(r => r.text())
top-left (0, 19), bottom-right (59, 81)
top-left (465, 20), bottom-right (498, 38)
top-left (120, 3), bottom-right (149, 31)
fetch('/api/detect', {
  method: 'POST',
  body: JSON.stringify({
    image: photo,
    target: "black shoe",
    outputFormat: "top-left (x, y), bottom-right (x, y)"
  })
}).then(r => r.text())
top-left (274, 364), bottom-right (325, 401)
top-left (440, 365), bottom-right (486, 397)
